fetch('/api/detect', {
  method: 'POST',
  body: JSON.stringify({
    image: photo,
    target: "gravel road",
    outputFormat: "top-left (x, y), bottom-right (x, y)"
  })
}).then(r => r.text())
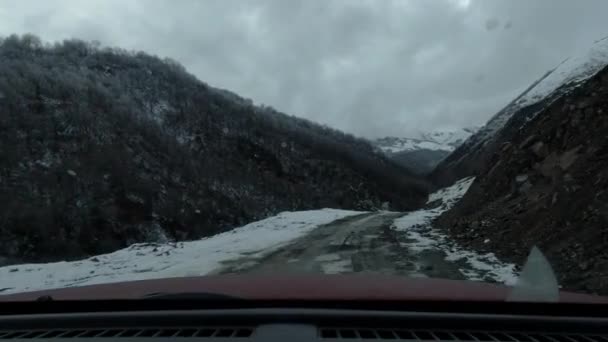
top-left (216, 212), bottom-right (466, 280)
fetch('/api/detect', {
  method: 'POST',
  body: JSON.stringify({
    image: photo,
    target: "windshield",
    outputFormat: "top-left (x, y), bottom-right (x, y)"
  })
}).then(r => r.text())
top-left (1, 0), bottom-right (607, 302)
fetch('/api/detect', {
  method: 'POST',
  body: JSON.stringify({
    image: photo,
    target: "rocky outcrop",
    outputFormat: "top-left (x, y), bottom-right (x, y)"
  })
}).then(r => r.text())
top-left (436, 66), bottom-right (608, 294)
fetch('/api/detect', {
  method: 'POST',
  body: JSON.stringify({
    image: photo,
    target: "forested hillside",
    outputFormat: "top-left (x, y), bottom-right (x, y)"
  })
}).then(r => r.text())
top-left (0, 34), bottom-right (428, 264)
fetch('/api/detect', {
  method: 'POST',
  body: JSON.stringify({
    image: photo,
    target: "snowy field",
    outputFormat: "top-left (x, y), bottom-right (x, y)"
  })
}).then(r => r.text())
top-left (0, 209), bottom-right (363, 294)
top-left (393, 177), bottom-right (518, 285)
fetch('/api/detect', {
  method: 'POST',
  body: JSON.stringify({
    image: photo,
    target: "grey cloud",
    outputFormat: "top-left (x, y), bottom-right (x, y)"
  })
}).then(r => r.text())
top-left (2, 0), bottom-right (608, 138)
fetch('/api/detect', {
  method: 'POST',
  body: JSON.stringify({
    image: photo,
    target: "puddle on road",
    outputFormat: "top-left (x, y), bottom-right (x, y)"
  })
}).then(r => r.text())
top-left (314, 253), bottom-right (354, 274)
top-left (321, 259), bottom-right (353, 274)
top-left (314, 253), bottom-right (341, 262)
top-left (218, 260), bottom-right (259, 273)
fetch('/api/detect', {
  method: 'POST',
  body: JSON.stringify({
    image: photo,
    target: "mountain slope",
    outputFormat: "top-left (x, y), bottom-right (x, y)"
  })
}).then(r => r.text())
top-left (0, 34), bottom-right (429, 264)
top-left (431, 36), bottom-right (608, 187)
top-left (389, 149), bottom-right (451, 175)
top-left (374, 128), bottom-right (477, 174)
top-left (434, 41), bottom-right (608, 294)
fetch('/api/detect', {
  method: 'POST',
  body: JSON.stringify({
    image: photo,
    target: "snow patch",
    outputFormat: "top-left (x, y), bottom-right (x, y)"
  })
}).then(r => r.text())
top-left (427, 177), bottom-right (475, 206)
top-left (419, 128), bottom-right (477, 148)
top-left (34, 151), bottom-right (59, 169)
top-left (148, 100), bottom-right (171, 125)
top-left (321, 259), bottom-right (353, 274)
top-left (393, 177), bottom-right (518, 285)
top-left (444, 249), bottom-right (517, 284)
top-left (379, 139), bottom-right (454, 154)
top-left (0, 209), bottom-right (363, 295)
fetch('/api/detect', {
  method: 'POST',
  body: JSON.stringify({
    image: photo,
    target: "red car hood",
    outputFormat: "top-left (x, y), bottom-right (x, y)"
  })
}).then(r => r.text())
top-left (0, 274), bottom-right (605, 303)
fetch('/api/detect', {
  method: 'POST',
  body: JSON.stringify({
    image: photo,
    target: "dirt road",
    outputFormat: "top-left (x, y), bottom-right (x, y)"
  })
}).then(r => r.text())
top-left (216, 212), bottom-right (466, 280)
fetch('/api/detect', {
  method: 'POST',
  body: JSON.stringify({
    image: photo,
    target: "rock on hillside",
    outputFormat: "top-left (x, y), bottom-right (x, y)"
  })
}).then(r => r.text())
top-left (0, 34), bottom-right (429, 264)
top-left (432, 36), bottom-right (608, 187)
top-left (435, 63), bottom-right (608, 295)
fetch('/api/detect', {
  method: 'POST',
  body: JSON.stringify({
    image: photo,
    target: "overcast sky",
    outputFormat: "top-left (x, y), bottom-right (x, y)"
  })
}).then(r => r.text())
top-left (2, 0), bottom-right (608, 138)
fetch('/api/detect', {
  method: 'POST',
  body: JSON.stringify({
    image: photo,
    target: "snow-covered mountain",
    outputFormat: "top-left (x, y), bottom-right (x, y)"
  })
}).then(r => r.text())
top-left (375, 128), bottom-right (478, 154)
top-left (373, 128), bottom-right (478, 174)
top-left (433, 35), bottom-right (608, 186)
top-left (419, 128), bottom-right (479, 151)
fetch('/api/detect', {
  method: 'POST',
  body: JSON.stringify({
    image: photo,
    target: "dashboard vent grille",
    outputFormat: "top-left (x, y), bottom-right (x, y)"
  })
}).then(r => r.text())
top-left (0, 327), bottom-right (254, 339)
top-left (318, 330), bottom-right (608, 342)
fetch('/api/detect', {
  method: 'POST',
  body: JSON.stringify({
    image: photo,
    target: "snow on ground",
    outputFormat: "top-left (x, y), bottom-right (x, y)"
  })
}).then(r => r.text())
top-left (428, 177), bottom-right (476, 206)
top-left (0, 209), bottom-right (363, 295)
top-left (393, 177), bottom-right (518, 285)
top-left (419, 128), bottom-right (477, 149)
top-left (315, 254), bottom-right (353, 274)
top-left (321, 259), bottom-right (353, 274)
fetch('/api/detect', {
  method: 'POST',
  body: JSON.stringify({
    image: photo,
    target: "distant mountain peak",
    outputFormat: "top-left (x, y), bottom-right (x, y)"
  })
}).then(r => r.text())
top-left (373, 127), bottom-right (479, 175)
top-left (375, 127), bottom-right (478, 155)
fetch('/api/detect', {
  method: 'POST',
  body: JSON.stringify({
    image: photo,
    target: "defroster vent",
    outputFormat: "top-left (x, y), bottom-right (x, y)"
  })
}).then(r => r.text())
top-left (318, 329), bottom-right (608, 342)
top-left (0, 327), bottom-right (255, 339)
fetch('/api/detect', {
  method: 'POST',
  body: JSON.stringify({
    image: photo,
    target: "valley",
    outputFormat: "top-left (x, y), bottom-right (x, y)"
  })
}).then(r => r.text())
top-left (0, 177), bottom-right (517, 295)
top-left (1, 31), bottom-right (608, 297)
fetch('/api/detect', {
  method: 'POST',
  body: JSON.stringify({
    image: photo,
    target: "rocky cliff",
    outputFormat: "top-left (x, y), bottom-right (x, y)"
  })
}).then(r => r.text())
top-left (436, 65), bottom-right (608, 294)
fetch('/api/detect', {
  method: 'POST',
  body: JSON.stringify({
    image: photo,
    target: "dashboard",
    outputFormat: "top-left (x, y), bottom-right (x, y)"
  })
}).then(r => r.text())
top-left (0, 300), bottom-right (607, 342)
